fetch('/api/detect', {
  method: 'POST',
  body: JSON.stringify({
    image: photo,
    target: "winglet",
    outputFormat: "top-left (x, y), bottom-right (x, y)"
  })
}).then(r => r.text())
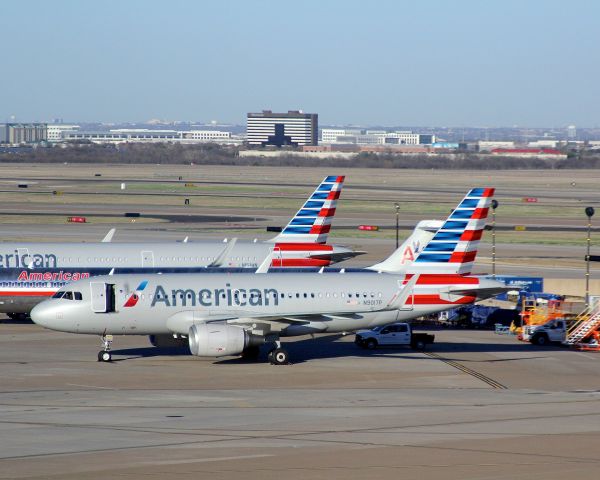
top-left (101, 228), bottom-right (116, 243)
top-left (208, 238), bottom-right (238, 267)
top-left (387, 274), bottom-right (419, 310)
top-left (255, 249), bottom-right (275, 274)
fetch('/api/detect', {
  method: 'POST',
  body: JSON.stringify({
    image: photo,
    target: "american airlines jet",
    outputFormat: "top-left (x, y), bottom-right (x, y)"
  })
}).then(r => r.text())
top-left (0, 176), bottom-right (359, 318)
top-left (31, 188), bottom-right (507, 364)
top-left (0, 218), bottom-right (436, 321)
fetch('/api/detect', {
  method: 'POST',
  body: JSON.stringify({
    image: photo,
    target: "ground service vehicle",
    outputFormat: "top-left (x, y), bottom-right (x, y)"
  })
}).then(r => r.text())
top-left (354, 323), bottom-right (435, 350)
top-left (525, 318), bottom-right (567, 345)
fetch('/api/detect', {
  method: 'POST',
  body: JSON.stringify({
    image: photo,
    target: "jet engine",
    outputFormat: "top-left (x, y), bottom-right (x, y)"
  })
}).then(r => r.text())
top-left (149, 334), bottom-right (189, 348)
top-left (188, 323), bottom-right (263, 357)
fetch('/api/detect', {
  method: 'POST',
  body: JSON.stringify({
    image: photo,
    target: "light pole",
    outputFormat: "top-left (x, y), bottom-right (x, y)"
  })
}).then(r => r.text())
top-left (491, 199), bottom-right (498, 278)
top-left (394, 203), bottom-right (400, 249)
top-left (585, 206), bottom-right (595, 307)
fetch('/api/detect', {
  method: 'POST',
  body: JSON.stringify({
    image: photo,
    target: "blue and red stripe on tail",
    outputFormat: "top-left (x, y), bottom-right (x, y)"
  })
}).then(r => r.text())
top-left (408, 188), bottom-right (494, 275)
top-left (271, 175), bottom-right (345, 244)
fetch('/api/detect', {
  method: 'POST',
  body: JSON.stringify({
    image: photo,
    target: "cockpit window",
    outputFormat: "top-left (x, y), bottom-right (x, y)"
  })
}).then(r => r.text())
top-left (52, 291), bottom-right (65, 299)
top-left (63, 291), bottom-right (73, 300)
top-left (74, 292), bottom-right (83, 301)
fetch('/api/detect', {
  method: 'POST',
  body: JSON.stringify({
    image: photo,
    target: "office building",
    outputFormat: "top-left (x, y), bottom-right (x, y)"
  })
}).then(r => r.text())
top-left (0, 123), bottom-right (47, 144)
top-left (47, 124), bottom-right (80, 142)
top-left (247, 111), bottom-right (318, 146)
top-left (321, 128), bottom-right (434, 145)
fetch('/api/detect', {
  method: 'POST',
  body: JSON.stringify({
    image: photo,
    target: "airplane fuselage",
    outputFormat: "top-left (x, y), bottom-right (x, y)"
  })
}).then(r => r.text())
top-left (30, 272), bottom-right (497, 336)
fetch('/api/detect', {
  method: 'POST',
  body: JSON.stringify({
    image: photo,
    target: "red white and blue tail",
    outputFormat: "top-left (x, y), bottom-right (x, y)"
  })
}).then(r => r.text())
top-left (408, 188), bottom-right (494, 275)
top-left (270, 176), bottom-right (344, 244)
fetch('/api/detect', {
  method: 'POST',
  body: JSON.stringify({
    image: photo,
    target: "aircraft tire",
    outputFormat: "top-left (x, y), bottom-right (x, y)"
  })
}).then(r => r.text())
top-left (98, 351), bottom-right (112, 362)
top-left (269, 348), bottom-right (289, 365)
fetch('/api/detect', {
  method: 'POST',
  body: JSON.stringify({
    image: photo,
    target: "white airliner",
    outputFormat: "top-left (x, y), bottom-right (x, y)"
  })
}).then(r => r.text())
top-left (0, 176), bottom-right (360, 319)
top-left (31, 188), bottom-right (507, 364)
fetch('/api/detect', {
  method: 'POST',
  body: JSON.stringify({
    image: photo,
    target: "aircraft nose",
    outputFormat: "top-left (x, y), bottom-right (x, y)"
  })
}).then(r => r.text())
top-left (30, 302), bottom-right (71, 332)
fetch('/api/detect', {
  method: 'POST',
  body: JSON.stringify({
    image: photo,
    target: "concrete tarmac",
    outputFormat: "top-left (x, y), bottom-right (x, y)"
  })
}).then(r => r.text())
top-left (1, 322), bottom-right (599, 480)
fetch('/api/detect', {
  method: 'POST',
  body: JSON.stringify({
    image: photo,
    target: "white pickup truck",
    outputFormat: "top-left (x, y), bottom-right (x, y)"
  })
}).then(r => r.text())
top-left (524, 318), bottom-right (567, 345)
top-left (355, 323), bottom-right (435, 350)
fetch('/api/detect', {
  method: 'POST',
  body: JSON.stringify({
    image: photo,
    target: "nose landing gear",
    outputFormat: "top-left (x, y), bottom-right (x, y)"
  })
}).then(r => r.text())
top-left (98, 334), bottom-right (113, 362)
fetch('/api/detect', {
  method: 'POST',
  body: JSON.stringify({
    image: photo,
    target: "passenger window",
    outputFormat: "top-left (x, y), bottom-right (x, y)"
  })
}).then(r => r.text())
top-left (398, 325), bottom-right (408, 332)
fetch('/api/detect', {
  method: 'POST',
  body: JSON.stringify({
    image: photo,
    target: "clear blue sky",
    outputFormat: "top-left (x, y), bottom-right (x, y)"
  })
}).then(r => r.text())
top-left (1, 0), bottom-right (598, 127)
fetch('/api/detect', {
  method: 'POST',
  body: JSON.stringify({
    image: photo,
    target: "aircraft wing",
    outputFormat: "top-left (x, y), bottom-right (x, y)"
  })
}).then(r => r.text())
top-left (167, 310), bottom-right (376, 335)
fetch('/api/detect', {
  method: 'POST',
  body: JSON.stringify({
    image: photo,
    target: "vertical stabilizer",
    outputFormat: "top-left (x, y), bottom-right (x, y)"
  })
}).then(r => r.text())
top-left (408, 188), bottom-right (494, 275)
top-left (366, 220), bottom-right (442, 273)
top-left (270, 175), bottom-right (344, 244)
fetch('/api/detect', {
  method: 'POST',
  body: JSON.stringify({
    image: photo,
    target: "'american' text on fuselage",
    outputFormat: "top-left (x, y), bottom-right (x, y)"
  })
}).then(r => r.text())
top-left (0, 252), bottom-right (58, 268)
top-left (151, 284), bottom-right (280, 308)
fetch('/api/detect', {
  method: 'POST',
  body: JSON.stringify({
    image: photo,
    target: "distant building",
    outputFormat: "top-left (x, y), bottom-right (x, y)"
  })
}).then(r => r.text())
top-left (246, 111), bottom-right (318, 146)
top-left (0, 123), bottom-right (47, 144)
top-left (47, 124), bottom-right (80, 142)
top-left (62, 129), bottom-right (235, 144)
top-left (490, 148), bottom-right (566, 159)
top-left (478, 141), bottom-right (515, 152)
top-left (321, 128), bottom-right (434, 145)
top-left (527, 139), bottom-right (559, 149)
top-left (181, 130), bottom-right (231, 141)
top-left (567, 125), bottom-right (577, 140)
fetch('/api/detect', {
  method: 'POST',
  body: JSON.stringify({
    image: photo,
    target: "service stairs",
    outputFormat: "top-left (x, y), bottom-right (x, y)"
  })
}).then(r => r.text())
top-left (565, 304), bottom-right (600, 345)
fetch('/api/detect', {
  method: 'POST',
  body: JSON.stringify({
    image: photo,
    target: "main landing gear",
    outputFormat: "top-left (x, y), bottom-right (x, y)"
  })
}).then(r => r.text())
top-left (98, 334), bottom-right (113, 362)
top-left (266, 339), bottom-right (290, 365)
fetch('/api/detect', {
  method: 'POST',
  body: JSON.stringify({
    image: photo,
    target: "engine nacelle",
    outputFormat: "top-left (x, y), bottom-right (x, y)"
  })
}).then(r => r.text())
top-left (149, 334), bottom-right (189, 348)
top-left (188, 323), bottom-right (263, 357)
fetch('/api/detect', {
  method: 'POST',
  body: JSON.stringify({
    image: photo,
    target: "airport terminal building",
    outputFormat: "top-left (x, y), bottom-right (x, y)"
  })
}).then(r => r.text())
top-left (246, 110), bottom-right (318, 147)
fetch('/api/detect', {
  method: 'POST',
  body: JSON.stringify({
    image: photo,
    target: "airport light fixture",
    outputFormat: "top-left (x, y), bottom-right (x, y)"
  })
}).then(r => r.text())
top-left (394, 203), bottom-right (400, 249)
top-left (491, 199), bottom-right (499, 278)
top-left (585, 206), bottom-right (595, 307)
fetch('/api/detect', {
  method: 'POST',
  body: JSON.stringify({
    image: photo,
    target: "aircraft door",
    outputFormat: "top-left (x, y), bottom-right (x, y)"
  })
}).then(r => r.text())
top-left (90, 282), bottom-right (116, 313)
top-left (141, 251), bottom-right (154, 267)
